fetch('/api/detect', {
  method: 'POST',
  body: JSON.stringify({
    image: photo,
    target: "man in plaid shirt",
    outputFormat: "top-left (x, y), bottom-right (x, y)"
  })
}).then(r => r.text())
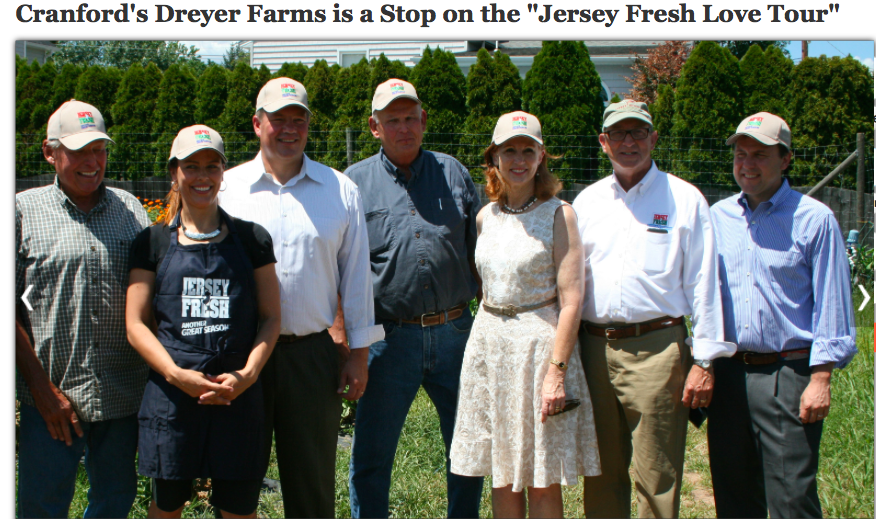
top-left (16, 100), bottom-right (150, 518)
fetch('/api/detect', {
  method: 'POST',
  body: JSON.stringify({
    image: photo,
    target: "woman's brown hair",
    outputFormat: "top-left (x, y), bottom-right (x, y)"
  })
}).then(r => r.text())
top-left (482, 142), bottom-right (562, 204)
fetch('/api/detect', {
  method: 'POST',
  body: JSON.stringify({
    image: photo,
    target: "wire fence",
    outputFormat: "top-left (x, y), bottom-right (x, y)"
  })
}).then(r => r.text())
top-left (16, 131), bottom-right (873, 236)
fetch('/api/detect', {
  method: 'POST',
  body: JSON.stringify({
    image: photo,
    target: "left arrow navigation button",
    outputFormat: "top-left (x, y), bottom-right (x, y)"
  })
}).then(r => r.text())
top-left (21, 285), bottom-right (34, 311)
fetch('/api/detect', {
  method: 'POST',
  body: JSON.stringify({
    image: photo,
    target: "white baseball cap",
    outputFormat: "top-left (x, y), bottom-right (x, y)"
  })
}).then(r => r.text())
top-left (492, 111), bottom-right (543, 146)
top-left (256, 77), bottom-right (311, 115)
top-left (168, 125), bottom-right (227, 163)
top-left (372, 79), bottom-right (420, 112)
top-left (726, 112), bottom-right (792, 150)
top-left (46, 100), bottom-right (113, 150)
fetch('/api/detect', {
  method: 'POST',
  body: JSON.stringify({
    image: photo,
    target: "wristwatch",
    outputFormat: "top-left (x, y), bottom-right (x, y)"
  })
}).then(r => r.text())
top-left (693, 358), bottom-right (712, 369)
top-left (550, 359), bottom-right (568, 370)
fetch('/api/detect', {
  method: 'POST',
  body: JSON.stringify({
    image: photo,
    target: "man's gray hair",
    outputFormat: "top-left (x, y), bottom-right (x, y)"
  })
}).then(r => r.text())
top-left (371, 101), bottom-right (423, 125)
top-left (46, 138), bottom-right (62, 149)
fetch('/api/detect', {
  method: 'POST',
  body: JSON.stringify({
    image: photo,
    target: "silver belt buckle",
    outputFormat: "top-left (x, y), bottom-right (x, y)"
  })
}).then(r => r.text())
top-left (420, 312), bottom-right (439, 327)
top-left (604, 327), bottom-right (616, 340)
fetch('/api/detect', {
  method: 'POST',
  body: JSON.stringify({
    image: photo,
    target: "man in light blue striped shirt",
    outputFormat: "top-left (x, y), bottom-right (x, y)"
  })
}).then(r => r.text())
top-left (708, 112), bottom-right (857, 518)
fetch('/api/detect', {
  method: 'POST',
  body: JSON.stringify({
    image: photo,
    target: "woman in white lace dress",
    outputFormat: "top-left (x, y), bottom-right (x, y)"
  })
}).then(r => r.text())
top-left (449, 112), bottom-right (600, 517)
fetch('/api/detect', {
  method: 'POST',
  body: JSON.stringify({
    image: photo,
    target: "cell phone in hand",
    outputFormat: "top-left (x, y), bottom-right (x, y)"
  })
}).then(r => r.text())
top-left (555, 399), bottom-right (581, 414)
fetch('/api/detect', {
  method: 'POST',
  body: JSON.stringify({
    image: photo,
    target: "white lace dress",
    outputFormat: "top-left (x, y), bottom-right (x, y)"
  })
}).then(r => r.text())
top-left (449, 198), bottom-right (601, 491)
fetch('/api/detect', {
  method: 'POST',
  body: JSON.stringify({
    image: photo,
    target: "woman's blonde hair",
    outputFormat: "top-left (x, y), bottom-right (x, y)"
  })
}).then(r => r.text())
top-left (482, 142), bottom-right (562, 204)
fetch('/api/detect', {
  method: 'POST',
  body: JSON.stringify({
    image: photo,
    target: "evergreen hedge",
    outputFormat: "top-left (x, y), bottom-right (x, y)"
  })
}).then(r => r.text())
top-left (15, 48), bottom-right (872, 189)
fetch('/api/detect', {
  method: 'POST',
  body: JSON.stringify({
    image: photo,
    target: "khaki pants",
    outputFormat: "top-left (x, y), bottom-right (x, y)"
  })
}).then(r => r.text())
top-left (579, 324), bottom-right (691, 518)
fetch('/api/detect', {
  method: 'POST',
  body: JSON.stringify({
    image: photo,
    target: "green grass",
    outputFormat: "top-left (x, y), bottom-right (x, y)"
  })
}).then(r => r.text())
top-left (50, 288), bottom-right (876, 517)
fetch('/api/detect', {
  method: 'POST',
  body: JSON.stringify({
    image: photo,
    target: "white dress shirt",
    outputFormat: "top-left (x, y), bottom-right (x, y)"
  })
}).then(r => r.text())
top-left (572, 162), bottom-right (735, 361)
top-left (221, 152), bottom-right (384, 349)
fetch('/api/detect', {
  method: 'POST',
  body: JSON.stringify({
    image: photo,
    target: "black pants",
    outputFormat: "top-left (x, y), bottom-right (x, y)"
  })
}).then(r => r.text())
top-left (260, 330), bottom-right (342, 519)
top-left (707, 356), bottom-right (823, 518)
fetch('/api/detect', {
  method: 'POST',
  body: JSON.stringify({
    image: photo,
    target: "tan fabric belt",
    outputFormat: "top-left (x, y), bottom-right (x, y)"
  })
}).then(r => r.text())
top-left (583, 316), bottom-right (684, 341)
top-left (399, 303), bottom-right (468, 327)
top-left (731, 348), bottom-right (811, 365)
top-left (482, 297), bottom-right (558, 318)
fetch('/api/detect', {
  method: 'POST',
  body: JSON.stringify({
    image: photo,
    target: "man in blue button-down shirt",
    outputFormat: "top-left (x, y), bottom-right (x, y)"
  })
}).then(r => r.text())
top-left (709, 112), bottom-right (857, 518)
top-left (344, 79), bottom-right (484, 518)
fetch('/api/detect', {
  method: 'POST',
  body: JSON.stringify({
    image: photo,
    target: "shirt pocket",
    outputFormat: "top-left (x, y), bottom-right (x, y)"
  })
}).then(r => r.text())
top-left (640, 231), bottom-right (672, 273)
top-left (767, 250), bottom-right (808, 302)
top-left (432, 197), bottom-right (464, 236)
top-left (365, 209), bottom-right (395, 254)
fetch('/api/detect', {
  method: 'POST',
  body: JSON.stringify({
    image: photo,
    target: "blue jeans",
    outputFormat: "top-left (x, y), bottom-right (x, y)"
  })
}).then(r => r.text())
top-left (17, 403), bottom-right (139, 519)
top-left (349, 309), bottom-right (485, 518)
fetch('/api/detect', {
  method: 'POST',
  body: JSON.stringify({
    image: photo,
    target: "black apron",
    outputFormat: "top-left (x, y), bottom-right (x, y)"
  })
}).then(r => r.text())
top-left (138, 208), bottom-right (265, 481)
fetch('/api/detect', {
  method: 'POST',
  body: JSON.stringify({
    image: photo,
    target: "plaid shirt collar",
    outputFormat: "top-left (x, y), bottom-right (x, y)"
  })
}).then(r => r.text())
top-left (50, 175), bottom-right (109, 216)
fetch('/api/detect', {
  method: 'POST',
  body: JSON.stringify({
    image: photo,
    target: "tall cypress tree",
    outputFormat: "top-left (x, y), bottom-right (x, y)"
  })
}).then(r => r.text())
top-left (16, 61), bottom-right (40, 134)
top-left (787, 55), bottom-right (873, 187)
top-left (16, 60), bottom-right (55, 176)
top-left (27, 59), bottom-right (58, 134)
top-left (275, 61), bottom-right (309, 82)
top-left (522, 41), bottom-right (604, 180)
top-left (257, 64), bottom-right (272, 87)
top-left (672, 41), bottom-right (744, 186)
top-left (303, 60), bottom-right (338, 162)
top-left (219, 61), bottom-right (261, 166)
top-left (740, 44), bottom-right (793, 119)
top-left (110, 62), bottom-right (163, 179)
top-left (410, 46), bottom-right (467, 157)
top-left (74, 65), bottom-right (123, 128)
top-left (152, 64), bottom-right (198, 174)
top-left (327, 58), bottom-right (372, 169)
top-left (195, 64), bottom-right (229, 128)
top-left (51, 64), bottom-right (84, 109)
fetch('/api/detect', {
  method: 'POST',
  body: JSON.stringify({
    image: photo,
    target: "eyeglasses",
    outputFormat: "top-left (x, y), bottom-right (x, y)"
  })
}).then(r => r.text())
top-left (604, 128), bottom-right (652, 141)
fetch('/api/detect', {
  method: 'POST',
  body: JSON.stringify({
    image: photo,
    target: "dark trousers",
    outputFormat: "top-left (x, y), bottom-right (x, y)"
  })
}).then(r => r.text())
top-left (707, 356), bottom-right (823, 519)
top-left (260, 330), bottom-right (342, 519)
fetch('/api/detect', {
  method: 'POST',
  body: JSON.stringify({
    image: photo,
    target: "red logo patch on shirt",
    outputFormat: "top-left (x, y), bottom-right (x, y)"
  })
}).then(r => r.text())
top-left (653, 214), bottom-right (668, 226)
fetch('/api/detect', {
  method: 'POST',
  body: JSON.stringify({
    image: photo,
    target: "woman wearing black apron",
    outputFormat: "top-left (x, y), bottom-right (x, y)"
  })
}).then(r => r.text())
top-left (126, 125), bottom-right (280, 518)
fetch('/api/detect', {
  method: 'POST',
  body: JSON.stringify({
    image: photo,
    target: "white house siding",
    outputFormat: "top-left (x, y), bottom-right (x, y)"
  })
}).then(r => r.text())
top-left (592, 61), bottom-right (639, 98)
top-left (250, 40), bottom-right (661, 99)
top-left (251, 41), bottom-right (468, 70)
top-left (15, 41), bottom-right (58, 65)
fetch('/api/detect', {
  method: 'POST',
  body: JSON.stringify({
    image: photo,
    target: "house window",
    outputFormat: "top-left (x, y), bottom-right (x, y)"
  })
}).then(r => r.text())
top-left (340, 52), bottom-right (367, 67)
top-left (601, 82), bottom-right (612, 105)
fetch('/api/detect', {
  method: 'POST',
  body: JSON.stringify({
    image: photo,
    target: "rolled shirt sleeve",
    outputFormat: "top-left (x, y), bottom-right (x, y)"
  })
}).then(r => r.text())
top-left (337, 182), bottom-right (385, 349)
top-left (684, 194), bottom-right (737, 361)
top-left (808, 213), bottom-right (857, 368)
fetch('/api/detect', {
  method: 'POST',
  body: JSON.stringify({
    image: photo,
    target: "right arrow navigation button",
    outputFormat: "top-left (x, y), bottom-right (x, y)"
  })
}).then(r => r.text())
top-left (858, 285), bottom-right (871, 312)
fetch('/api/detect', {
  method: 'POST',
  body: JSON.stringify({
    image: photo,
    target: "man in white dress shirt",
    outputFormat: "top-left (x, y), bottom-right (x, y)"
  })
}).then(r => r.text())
top-left (220, 78), bottom-right (384, 518)
top-left (571, 100), bottom-right (735, 518)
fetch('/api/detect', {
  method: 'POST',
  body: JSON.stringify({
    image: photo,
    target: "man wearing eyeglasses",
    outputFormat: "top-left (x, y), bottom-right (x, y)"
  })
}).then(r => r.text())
top-left (571, 100), bottom-right (735, 518)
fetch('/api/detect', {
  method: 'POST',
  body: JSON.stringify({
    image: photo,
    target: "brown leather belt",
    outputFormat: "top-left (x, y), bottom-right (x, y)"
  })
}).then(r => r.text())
top-left (583, 316), bottom-right (684, 341)
top-left (731, 348), bottom-right (810, 365)
top-left (399, 303), bottom-right (467, 327)
top-left (482, 297), bottom-right (557, 318)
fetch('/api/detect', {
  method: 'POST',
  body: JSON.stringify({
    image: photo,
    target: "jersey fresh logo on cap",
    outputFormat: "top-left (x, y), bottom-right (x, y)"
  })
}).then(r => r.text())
top-left (512, 116), bottom-right (528, 130)
top-left (652, 214), bottom-right (668, 226)
top-left (744, 116), bottom-right (763, 130)
top-left (390, 82), bottom-right (405, 95)
top-left (281, 83), bottom-right (298, 98)
top-left (77, 111), bottom-right (96, 129)
top-left (194, 129), bottom-right (212, 144)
